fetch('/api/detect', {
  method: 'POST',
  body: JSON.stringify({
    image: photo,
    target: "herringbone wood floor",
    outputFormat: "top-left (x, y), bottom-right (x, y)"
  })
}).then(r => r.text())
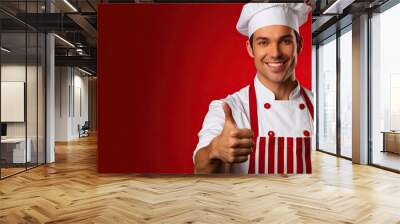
top-left (1, 134), bottom-right (400, 224)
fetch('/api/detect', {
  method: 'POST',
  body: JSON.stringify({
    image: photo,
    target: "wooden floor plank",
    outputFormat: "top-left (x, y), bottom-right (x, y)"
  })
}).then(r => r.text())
top-left (0, 134), bottom-right (400, 223)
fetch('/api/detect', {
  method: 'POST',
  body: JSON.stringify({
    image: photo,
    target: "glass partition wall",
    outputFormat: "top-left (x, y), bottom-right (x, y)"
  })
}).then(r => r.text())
top-left (317, 35), bottom-right (337, 155)
top-left (0, 2), bottom-right (46, 179)
top-left (370, 3), bottom-right (400, 171)
top-left (339, 27), bottom-right (352, 159)
top-left (315, 26), bottom-right (353, 159)
top-left (0, 30), bottom-right (27, 177)
top-left (316, 0), bottom-right (400, 172)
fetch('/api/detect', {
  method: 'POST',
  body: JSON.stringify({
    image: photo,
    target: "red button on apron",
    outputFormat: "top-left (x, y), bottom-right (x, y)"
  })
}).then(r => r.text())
top-left (299, 103), bottom-right (305, 110)
top-left (303, 130), bottom-right (310, 137)
top-left (268, 131), bottom-right (275, 137)
top-left (264, 103), bottom-right (271, 109)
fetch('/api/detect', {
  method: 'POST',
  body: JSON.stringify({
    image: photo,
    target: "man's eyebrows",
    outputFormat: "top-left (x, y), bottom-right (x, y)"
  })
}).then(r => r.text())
top-left (279, 35), bottom-right (294, 40)
top-left (255, 36), bottom-right (269, 41)
top-left (255, 35), bottom-right (294, 41)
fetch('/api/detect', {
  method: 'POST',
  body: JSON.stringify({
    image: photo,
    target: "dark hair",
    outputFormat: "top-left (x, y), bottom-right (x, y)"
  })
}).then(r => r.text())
top-left (249, 30), bottom-right (301, 50)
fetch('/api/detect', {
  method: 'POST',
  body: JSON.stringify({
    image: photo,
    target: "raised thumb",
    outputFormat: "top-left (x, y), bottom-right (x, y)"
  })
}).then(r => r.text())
top-left (223, 102), bottom-right (236, 127)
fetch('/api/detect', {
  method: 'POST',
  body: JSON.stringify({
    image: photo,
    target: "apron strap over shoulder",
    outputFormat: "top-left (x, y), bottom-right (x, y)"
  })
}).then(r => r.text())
top-left (300, 87), bottom-right (314, 121)
top-left (248, 82), bottom-right (258, 174)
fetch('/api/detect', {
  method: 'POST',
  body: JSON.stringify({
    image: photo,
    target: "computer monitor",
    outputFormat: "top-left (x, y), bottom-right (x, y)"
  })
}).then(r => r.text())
top-left (1, 123), bottom-right (7, 137)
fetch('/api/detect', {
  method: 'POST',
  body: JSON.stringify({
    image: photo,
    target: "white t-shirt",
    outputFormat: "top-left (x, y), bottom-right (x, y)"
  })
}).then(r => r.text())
top-left (193, 75), bottom-right (314, 173)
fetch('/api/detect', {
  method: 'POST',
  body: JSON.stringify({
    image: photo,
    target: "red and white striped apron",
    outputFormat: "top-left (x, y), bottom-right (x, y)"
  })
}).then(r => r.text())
top-left (247, 82), bottom-right (314, 174)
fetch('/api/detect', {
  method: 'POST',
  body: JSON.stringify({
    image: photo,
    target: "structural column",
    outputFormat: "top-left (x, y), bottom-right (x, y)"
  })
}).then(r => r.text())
top-left (46, 0), bottom-right (55, 163)
top-left (352, 14), bottom-right (369, 164)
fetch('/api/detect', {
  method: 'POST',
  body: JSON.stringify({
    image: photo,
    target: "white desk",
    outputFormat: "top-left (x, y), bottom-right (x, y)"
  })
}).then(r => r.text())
top-left (1, 138), bottom-right (32, 163)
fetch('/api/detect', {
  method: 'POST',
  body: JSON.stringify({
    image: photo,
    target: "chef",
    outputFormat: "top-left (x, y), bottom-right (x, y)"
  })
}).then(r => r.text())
top-left (193, 3), bottom-right (313, 174)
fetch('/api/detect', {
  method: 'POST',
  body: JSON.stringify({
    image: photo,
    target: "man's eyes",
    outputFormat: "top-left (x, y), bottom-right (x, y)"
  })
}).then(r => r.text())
top-left (257, 39), bottom-right (293, 46)
top-left (258, 40), bottom-right (268, 46)
top-left (282, 39), bottom-right (293, 45)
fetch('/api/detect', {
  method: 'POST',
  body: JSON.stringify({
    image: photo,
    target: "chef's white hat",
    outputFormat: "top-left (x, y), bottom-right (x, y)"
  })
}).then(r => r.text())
top-left (236, 3), bottom-right (309, 37)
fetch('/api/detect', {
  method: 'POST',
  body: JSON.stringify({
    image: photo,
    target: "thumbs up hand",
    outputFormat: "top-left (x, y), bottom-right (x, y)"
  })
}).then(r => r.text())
top-left (209, 103), bottom-right (254, 163)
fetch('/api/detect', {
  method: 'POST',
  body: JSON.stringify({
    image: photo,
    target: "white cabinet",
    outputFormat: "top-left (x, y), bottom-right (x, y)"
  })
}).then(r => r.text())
top-left (1, 138), bottom-right (32, 163)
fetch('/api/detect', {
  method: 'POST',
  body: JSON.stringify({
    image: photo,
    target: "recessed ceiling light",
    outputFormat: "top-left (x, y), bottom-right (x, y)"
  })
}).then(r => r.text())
top-left (63, 0), bottom-right (78, 12)
top-left (77, 67), bottom-right (93, 76)
top-left (1, 47), bottom-right (11, 53)
top-left (323, 0), bottom-right (355, 15)
top-left (54, 34), bottom-right (75, 48)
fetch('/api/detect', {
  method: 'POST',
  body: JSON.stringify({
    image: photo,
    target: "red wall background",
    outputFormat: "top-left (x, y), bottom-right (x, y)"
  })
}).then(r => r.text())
top-left (97, 4), bottom-right (312, 173)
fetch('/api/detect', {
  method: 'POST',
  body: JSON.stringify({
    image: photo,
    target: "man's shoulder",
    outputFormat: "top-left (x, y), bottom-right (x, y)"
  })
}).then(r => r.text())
top-left (224, 85), bottom-right (250, 111)
top-left (301, 86), bottom-right (314, 101)
top-left (227, 85), bottom-right (249, 101)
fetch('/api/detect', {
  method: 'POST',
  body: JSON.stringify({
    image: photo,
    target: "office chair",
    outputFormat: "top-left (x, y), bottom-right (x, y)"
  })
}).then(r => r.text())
top-left (79, 121), bottom-right (90, 138)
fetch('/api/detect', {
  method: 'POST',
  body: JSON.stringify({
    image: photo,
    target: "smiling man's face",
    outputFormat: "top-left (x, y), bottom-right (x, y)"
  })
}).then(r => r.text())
top-left (246, 25), bottom-right (302, 85)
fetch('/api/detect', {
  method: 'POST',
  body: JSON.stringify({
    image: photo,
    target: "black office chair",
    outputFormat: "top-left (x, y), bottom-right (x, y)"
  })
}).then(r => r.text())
top-left (79, 121), bottom-right (90, 138)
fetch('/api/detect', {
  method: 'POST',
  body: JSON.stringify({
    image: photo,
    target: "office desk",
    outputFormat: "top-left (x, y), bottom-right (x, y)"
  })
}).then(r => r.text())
top-left (1, 138), bottom-right (32, 163)
top-left (381, 131), bottom-right (400, 154)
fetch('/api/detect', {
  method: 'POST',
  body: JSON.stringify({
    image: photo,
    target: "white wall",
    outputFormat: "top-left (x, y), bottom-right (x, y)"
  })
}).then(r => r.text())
top-left (1, 63), bottom-right (46, 164)
top-left (55, 66), bottom-right (89, 141)
top-left (55, 66), bottom-right (70, 141)
top-left (88, 77), bottom-right (97, 131)
top-left (1, 65), bottom-right (26, 132)
top-left (1, 65), bottom-right (39, 137)
top-left (72, 72), bottom-right (89, 138)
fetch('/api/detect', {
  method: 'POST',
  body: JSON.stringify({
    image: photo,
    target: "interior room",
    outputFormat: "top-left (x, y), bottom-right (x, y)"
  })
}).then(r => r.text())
top-left (0, 0), bottom-right (400, 223)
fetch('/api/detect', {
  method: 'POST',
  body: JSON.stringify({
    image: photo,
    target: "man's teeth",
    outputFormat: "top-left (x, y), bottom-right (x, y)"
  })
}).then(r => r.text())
top-left (267, 62), bottom-right (284, 67)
